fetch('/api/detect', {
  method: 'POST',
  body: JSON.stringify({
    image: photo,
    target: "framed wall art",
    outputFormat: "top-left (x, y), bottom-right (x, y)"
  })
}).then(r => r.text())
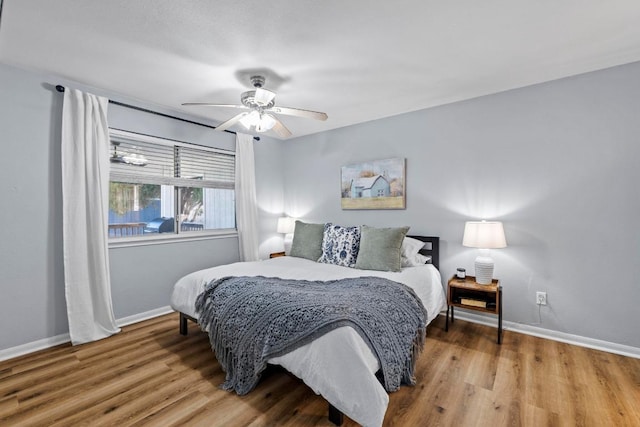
top-left (340, 157), bottom-right (406, 210)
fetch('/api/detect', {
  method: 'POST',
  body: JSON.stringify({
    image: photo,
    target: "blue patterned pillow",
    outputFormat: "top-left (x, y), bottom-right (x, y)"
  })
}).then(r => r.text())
top-left (317, 223), bottom-right (361, 267)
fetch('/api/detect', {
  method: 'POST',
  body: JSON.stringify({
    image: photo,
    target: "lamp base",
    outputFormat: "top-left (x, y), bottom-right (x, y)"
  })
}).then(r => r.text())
top-left (474, 255), bottom-right (494, 285)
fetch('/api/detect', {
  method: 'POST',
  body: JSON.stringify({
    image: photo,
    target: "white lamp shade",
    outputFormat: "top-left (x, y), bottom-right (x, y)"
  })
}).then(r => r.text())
top-left (462, 221), bottom-right (507, 249)
top-left (277, 217), bottom-right (296, 234)
top-left (462, 220), bottom-right (506, 285)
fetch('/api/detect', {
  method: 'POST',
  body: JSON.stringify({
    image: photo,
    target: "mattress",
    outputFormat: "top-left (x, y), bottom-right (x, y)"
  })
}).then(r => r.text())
top-left (170, 256), bottom-right (446, 427)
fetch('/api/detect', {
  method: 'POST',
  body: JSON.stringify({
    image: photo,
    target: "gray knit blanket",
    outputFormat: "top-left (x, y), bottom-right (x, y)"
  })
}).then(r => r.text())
top-left (195, 275), bottom-right (428, 396)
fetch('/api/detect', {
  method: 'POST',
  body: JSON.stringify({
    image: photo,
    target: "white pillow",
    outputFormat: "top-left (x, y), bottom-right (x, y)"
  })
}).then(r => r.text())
top-left (402, 253), bottom-right (432, 267)
top-left (401, 237), bottom-right (425, 259)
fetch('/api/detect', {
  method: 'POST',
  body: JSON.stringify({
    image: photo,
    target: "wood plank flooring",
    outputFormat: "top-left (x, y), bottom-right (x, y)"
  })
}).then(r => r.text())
top-left (1, 312), bottom-right (639, 426)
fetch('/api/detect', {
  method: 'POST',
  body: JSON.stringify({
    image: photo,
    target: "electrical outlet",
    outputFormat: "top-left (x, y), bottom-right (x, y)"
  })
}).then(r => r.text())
top-left (536, 291), bottom-right (547, 305)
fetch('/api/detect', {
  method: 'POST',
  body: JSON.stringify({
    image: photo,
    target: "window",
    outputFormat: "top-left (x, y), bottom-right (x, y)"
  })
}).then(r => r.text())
top-left (108, 129), bottom-right (235, 239)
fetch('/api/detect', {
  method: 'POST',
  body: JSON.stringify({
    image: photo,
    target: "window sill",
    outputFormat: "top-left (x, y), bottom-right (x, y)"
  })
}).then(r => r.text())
top-left (108, 229), bottom-right (238, 249)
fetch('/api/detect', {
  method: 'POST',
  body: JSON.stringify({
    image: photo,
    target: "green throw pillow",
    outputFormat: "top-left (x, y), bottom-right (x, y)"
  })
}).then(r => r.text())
top-left (355, 225), bottom-right (410, 272)
top-left (289, 221), bottom-right (325, 261)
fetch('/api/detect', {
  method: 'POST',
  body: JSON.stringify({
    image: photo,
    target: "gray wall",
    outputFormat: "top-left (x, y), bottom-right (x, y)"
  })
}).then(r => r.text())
top-left (0, 62), bottom-right (246, 350)
top-left (276, 61), bottom-right (640, 348)
top-left (254, 137), bottom-right (287, 259)
top-left (0, 64), bottom-right (68, 349)
top-left (2, 57), bottom-right (639, 352)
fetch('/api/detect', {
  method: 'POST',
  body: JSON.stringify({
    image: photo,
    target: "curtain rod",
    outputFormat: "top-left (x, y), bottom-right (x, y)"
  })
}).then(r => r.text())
top-left (55, 85), bottom-right (259, 141)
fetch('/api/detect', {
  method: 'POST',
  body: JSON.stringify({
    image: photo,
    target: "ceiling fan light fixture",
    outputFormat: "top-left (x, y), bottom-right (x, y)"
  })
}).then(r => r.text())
top-left (121, 152), bottom-right (149, 166)
top-left (183, 74), bottom-right (327, 138)
top-left (256, 113), bottom-right (277, 132)
top-left (240, 110), bottom-right (261, 129)
top-left (254, 88), bottom-right (276, 106)
top-left (110, 143), bottom-right (148, 166)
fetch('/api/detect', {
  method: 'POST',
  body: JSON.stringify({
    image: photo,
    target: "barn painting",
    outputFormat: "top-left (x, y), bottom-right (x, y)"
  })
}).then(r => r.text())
top-left (341, 158), bottom-right (405, 210)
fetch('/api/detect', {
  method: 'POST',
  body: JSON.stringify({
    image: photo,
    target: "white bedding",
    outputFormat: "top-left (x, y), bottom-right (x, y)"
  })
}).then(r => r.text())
top-left (170, 256), bottom-right (446, 427)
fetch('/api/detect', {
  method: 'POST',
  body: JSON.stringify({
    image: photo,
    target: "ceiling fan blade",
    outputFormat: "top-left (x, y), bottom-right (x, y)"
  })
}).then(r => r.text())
top-left (271, 117), bottom-right (292, 138)
top-left (215, 112), bottom-right (249, 132)
top-left (270, 106), bottom-right (328, 121)
top-left (182, 103), bottom-right (248, 110)
top-left (254, 88), bottom-right (276, 106)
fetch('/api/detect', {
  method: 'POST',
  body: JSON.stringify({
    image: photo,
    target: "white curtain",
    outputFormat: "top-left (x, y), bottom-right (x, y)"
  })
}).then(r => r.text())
top-left (61, 88), bottom-right (120, 345)
top-left (235, 133), bottom-right (260, 261)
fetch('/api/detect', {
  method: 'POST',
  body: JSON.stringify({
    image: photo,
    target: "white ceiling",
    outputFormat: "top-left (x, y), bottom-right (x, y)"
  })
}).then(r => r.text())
top-left (1, 1), bottom-right (640, 139)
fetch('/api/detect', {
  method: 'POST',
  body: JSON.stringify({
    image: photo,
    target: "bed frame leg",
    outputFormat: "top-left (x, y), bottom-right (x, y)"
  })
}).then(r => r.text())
top-left (328, 403), bottom-right (343, 426)
top-left (179, 312), bottom-right (188, 336)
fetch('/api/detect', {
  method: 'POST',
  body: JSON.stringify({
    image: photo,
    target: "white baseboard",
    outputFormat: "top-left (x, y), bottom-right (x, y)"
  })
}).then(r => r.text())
top-left (116, 305), bottom-right (174, 327)
top-left (449, 311), bottom-right (640, 359)
top-left (0, 333), bottom-right (72, 363)
top-left (3, 307), bottom-right (638, 363)
top-left (0, 306), bottom-right (175, 363)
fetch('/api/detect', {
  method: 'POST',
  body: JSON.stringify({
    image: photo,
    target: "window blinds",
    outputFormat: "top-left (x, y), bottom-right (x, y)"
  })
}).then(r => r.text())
top-left (108, 129), bottom-right (235, 189)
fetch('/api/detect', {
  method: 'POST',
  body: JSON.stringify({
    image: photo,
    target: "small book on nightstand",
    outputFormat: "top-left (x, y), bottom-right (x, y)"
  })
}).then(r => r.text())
top-left (460, 298), bottom-right (487, 308)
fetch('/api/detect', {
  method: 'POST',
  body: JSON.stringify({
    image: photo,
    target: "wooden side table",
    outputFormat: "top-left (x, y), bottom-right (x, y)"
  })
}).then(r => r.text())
top-left (446, 275), bottom-right (503, 344)
top-left (269, 251), bottom-right (286, 258)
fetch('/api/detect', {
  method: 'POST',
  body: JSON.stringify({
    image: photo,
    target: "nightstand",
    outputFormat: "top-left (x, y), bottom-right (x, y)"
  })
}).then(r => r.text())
top-left (446, 275), bottom-right (502, 344)
top-left (269, 251), bottom-right (286, 258)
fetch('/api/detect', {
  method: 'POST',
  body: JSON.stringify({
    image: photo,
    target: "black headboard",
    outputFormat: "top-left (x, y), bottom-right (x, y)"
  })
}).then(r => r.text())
top-left (407, 235), bottom-right (440, 270)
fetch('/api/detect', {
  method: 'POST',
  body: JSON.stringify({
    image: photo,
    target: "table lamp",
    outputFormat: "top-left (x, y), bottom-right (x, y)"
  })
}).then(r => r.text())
top-left (277, 216), bottom-right (296, 255)
top-left (462, 220), bottom-right (507, 285)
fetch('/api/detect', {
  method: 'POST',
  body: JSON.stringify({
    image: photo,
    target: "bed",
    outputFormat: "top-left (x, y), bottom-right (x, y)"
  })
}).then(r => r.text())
top-left (170, 233), bottom-right (446, 427)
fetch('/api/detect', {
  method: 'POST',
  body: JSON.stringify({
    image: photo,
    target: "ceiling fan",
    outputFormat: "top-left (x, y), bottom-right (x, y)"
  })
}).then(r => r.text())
top-left (182, 75), bottom-right (328, 138)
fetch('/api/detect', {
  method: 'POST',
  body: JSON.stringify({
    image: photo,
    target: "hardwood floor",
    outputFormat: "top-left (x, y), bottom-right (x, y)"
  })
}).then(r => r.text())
top-left (1, 313), bottom-right (639, 426)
